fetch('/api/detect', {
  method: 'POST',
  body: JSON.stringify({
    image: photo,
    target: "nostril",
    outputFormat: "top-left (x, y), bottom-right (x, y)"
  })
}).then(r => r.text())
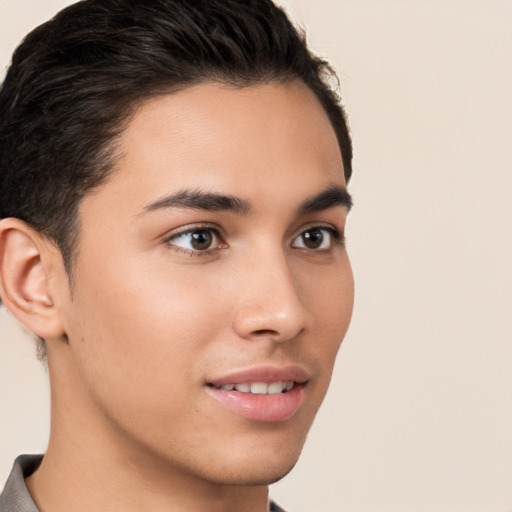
top-left (252, 329), bottom-right (279, 336)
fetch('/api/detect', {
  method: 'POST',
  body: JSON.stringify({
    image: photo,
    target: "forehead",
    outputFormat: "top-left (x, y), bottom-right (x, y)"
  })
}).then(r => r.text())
top-left (84, 81), bottom-right (345, 216)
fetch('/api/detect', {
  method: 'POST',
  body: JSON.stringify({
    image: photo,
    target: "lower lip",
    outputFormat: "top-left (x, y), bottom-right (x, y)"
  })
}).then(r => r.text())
top-left (206, 385), bottom-right (305, 422)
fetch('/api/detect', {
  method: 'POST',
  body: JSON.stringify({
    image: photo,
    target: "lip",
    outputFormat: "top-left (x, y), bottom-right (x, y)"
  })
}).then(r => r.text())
top-left (205, 365), bottom-right (309, 423)
top-left (207, 365), bottom-right (309, 388)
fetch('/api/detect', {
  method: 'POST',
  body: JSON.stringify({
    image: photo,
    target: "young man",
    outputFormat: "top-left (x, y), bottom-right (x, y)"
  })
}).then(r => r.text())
top-left (0, 1), bottom-right (354, 511)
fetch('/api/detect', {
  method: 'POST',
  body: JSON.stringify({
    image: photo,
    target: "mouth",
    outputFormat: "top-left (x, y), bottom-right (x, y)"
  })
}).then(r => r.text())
top-left (208, 380), bottom-right (296, 394)
top-left (205, 366), bottom-right (308, 422)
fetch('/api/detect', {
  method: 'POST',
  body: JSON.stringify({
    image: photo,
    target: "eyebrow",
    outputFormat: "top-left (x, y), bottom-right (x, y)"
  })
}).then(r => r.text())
top-left (141, 184), bottom-right (352, 217)
top-left (142, 188), bottom-right (251, 216)
top-left (297, 185), bottom-right (353, 215)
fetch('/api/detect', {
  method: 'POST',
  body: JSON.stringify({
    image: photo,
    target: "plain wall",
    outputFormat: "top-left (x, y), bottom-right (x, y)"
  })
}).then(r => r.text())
top-left (1, 1), bottom-right (511, 511)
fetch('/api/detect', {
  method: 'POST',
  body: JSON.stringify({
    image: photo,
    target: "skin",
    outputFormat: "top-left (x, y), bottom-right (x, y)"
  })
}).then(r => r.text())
top-left (0, 81), bottom-right (353, 512)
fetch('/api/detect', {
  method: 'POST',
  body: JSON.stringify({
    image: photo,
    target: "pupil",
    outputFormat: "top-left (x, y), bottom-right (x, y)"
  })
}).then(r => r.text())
top-left (191, 230), bottom-right (212, 250)
top-left (303, 229), bottom-right (323, 249)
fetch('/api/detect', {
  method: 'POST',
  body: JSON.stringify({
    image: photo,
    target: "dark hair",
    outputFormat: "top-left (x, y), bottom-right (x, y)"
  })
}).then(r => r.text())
top-left (0, 0), bottom-right (352, 355)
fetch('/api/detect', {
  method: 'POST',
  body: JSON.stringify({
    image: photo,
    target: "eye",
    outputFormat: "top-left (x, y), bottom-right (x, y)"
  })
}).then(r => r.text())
top-left (291, 227), bottom-right (340, 250)
top-left (166, 227), bottom-right (225, 253)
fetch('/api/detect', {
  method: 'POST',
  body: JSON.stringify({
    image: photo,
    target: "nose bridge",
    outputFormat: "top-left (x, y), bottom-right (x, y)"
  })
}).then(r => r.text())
top-left (232, 244), bottom-right (306, 341)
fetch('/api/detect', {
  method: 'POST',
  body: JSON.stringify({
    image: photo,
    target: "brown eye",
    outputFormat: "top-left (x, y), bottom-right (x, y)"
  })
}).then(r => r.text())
top-left (292, 227), bottom-right (336, 250)
top-left (301, 229), bottom-right (324, 249)
top-left (167, 228), bottom-right (222, 253)
top-left (190, 230), bottom-right (213, 250)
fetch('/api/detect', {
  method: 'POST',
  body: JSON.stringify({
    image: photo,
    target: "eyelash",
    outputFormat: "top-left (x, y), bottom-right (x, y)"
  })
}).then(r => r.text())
top-left (291, 226), bottom-right (345, 251)
top-left (163, 224), bottom-right (344, 256)
top-left (163, 224), bottom-right (225, 257)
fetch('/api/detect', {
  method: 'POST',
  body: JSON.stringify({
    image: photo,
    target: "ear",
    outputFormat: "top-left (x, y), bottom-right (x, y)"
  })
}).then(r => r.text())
top-left (0, 218), bottom-right (67, 339)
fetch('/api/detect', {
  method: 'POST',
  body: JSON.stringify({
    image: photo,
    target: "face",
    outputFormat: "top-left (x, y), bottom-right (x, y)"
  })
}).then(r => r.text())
top-left (56, 82), bottom-right (354, 486)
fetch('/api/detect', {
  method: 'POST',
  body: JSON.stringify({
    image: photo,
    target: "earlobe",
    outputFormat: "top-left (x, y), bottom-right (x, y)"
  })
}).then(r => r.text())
top-left (0, 218), bottom-right (66, 339)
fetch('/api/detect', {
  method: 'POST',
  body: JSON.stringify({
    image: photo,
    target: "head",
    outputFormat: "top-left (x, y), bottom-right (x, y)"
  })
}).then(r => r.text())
top-left (0, 0), bottom-right (353, 489)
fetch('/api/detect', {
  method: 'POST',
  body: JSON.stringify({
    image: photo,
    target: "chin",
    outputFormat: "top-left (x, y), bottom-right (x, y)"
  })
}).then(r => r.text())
top-left (210, 458), bottom-right (300, 487)
top-left (201, 441), bottom-right (304, 487)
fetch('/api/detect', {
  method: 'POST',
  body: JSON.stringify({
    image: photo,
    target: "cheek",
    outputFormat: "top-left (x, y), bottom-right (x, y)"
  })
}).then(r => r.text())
top-left (302, 255), bottom-right (354, 332)
top-left (299, 256), bottom-right (354, 373)
top-left (62, 256), bottom-right (235, 444)
top-left (67, 252), bottom-right (231, 391)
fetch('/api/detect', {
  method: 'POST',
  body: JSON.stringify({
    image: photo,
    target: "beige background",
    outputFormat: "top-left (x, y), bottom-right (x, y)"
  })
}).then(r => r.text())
top-left (1, 1), bottom-right (511, 510)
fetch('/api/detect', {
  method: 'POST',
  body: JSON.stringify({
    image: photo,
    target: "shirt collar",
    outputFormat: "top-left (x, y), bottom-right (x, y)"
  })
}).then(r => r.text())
top-left (0, 454), bottom-right (42, 512)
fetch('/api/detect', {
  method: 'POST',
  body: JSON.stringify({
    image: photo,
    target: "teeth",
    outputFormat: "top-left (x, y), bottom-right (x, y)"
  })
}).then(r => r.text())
top-left (251, 382), bottom-right (268, 394)
top-left (218, 381), bottom-right (295, 394)
top-left (267, 381), bottom-right (284, 394)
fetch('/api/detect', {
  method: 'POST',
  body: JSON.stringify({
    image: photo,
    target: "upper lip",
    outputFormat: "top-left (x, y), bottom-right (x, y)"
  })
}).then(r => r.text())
top-left (207, 365), bottom-right (310, 388)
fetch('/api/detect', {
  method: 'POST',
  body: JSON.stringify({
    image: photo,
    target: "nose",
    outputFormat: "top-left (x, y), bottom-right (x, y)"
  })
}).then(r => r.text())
top-left (231, 250), bottom-right (307, 342)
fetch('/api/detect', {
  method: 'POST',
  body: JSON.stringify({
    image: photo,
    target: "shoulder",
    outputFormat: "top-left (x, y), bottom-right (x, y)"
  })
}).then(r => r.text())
top-left (269, 499), bottom-right (289, 512)
top-left (0, 455), bottom-right (42, 512)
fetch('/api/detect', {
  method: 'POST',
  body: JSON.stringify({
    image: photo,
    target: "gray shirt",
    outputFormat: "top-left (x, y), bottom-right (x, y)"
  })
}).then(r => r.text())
top-left (0, 455), bottom-right (287, 512)
top-left (0, 455), bottom-right (41, 512)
